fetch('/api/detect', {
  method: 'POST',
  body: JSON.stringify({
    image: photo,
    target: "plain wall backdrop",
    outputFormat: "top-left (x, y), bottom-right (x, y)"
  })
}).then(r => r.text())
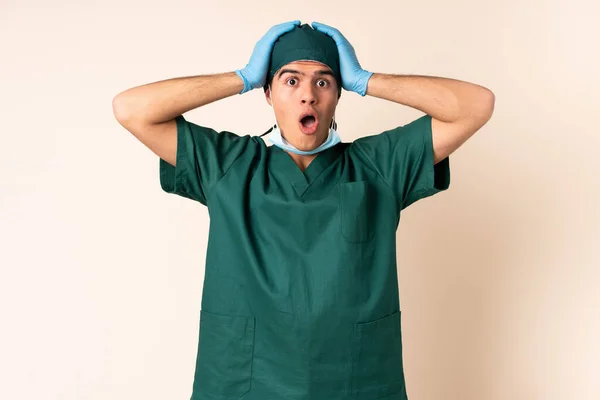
top-left (1, 0), bottom-right (599, 399)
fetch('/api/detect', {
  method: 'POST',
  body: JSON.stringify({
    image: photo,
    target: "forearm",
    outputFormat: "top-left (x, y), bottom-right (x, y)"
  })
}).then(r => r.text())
top-left (112, 71), bottom-right (244, 125)
top-left (365, 73), bottom-right (494, 123)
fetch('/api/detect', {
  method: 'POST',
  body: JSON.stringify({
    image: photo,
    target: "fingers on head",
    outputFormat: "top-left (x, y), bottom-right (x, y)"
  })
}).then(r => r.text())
top-left (279, 20), bottom-right (300, 30)
top-left (270, 20), bottom-right (300, 38)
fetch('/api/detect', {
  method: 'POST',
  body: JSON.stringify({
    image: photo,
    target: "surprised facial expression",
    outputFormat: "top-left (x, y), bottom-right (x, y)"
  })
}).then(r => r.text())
top-left (266, 60), bottom-right (339, 152)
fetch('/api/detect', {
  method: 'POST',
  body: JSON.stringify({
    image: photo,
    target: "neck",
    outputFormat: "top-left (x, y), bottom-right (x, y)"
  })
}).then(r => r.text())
top-left (286, 152), bottom-right (318, 172)
top-left (280, 130), bottom-right (330, 171)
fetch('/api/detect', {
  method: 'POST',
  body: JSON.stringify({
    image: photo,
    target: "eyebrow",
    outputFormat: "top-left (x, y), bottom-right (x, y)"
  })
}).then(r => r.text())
top-left (277, 69), bottom-right (334, 79)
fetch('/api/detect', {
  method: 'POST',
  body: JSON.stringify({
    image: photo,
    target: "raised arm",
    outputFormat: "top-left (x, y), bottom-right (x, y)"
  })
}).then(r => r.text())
top-left (112, 20), bottom-right (301, 166)
top-left (112, 72), bottom-right (243, 166)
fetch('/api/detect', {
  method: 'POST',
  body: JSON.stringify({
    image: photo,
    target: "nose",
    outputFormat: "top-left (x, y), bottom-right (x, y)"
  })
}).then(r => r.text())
top-left (300, 83), bottom-right (317, 105)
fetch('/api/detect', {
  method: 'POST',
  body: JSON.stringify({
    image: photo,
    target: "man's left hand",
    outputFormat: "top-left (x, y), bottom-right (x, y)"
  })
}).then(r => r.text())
top-left (311, 21), bottom-right (373, 96)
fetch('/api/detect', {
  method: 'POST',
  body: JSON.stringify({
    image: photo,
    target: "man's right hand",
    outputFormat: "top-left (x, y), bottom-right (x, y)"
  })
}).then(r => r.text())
top-left (235, 20), bottom-right (300, 95)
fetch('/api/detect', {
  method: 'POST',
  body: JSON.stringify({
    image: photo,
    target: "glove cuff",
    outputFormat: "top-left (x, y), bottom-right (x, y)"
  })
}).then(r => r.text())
top-left (357, 70), bottom-right (374, 97)
top-left (235, 69), bottom-right (252, 95)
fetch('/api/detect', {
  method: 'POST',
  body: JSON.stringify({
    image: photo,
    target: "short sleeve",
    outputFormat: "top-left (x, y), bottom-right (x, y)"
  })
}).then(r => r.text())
top-left (159, 115), bottom-right (253, 205)
top-left (353, 114), bottom-right (451, 210)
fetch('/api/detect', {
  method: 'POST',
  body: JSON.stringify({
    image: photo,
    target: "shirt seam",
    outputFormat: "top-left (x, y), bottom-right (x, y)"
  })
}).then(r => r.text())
top-left (173, 116), bottom-right (198, 201)
top-left (352, 141), bottom-right (402, 215)
top-left (204, 135), bottom-right (256, 206)
top-left (401, 133), bottom-right (430, 208)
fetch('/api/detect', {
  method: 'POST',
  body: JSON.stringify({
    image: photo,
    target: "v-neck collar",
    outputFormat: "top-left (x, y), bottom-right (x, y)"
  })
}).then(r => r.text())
top-left (269, 142), bottom-right (345, 197)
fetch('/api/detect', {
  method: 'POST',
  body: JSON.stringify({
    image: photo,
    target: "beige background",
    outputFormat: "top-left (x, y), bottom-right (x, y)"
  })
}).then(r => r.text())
top-left (1, 0), bottom-right (599, 399)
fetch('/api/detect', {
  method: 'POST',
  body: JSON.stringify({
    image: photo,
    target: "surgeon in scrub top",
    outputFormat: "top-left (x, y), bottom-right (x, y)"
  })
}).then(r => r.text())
top-left (113, 20), bottom-right (495, 400)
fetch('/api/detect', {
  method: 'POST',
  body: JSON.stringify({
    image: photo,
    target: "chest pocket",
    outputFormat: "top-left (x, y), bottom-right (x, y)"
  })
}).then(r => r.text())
top-left (338, 181), bottom-right (375, 243)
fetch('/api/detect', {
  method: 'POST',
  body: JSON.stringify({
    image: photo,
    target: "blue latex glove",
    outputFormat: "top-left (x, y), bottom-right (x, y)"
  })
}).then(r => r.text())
top-left (311, 21), bottom-right (373, 96)
top-left (235, 20), bottom-right (301, 94)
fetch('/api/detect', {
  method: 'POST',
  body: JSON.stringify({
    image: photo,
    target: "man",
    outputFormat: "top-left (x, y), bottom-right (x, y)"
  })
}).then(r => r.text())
top-left (113, 20), bottom-right (494, 400)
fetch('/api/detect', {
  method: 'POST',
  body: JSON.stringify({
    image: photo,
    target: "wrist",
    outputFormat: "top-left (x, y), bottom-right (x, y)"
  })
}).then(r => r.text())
top-left (357, 70), bottom-right (374, 96)
top-left (235, 69), bottom-right (252, 94)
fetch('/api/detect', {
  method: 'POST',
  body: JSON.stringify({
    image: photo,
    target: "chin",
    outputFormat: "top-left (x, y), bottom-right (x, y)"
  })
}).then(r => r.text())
top-left (283, 127), bottom-right (327, 151)
top-left (299, 132), bottom-right (328, 149)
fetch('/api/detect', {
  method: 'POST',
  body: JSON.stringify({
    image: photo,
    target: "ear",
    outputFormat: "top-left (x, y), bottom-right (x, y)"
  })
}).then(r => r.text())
top-left (265, 87), bottom-right (272, 106)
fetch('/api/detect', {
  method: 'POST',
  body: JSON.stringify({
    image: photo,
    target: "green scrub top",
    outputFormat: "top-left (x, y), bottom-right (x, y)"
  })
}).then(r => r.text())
top-left (159, 114), bottom-right (450, 400)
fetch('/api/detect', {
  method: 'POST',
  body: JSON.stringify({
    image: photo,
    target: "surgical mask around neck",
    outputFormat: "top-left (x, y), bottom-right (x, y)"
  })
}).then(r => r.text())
top-left (265, 86), bottom-right (341, 155)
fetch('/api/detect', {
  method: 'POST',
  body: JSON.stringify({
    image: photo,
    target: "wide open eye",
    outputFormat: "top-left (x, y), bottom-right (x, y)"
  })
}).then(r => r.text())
top-left (317, 79), bottom-right (329, 87)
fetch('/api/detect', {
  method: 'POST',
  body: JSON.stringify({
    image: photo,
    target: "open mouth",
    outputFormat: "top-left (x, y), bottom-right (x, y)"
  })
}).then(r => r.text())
top-left (300, 115), bottom-right (316, 128)
top-left (299, 112), bottom-right (318, 134)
